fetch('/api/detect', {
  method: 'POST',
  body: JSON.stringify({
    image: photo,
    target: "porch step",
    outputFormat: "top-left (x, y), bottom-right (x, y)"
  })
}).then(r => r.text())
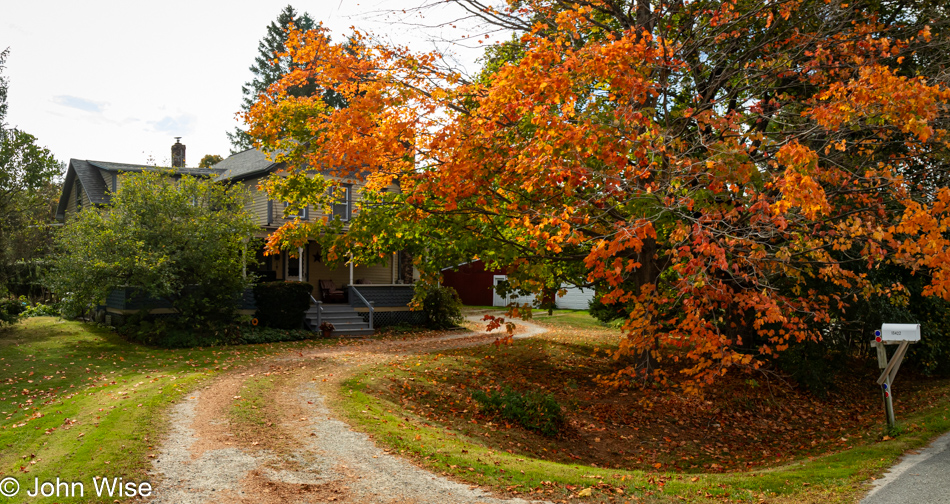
top-left (317, 304), bottom-right (361, 313)
top-left (329, 327), bottom-right (375, 337)
top-left (306, 303), bottom-right (374, 337)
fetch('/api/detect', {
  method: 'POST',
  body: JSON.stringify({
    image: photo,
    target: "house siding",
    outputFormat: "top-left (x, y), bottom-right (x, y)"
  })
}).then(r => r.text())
top-left (64, 183), bottom-right (78, 217)
top-left (63, 182), bottom-right (93, 220)
top-left (242, 178), bottom-right (271, 226)
top-left (353, 261), bottom-right (394, 284)
top-left (305, 252), bottom-right (395, 302)
top-left (245, 172), bottom-right (399, 227)
top-left (97, 168), bottom-right (118, 194)
top-left (309, 257), bottom-right (393, 284)
top-left (104, 287), bottom-right (174, 310)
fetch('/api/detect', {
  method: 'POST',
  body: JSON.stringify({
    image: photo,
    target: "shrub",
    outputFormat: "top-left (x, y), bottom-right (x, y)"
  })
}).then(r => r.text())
top-left (49, 170), bottom-right (257, 327)
top-left (471, 386), bottom-right (565, 437)
top-left (0, 298), bottom-right (26, 325)
top-left (118, 316), bottom-right (230, 348)
top-left (119, 316), bottom-right (314, 348)
top-left (774, 339), bottom-right (847, 397)
top-left (376, 324), bottom-right (424, 336)
top-left (253, 281), bottom-right (313, 330)
top-left (20, 301), bottom-right (59, 318)
top-left (3, 261), bottom-right (51, 299)
top-left (420, 284), bottom-right (463, 329)
top-left (588, 293), bottom-right (628, 324)
top-left (234, 326), bottom-right (312, 345)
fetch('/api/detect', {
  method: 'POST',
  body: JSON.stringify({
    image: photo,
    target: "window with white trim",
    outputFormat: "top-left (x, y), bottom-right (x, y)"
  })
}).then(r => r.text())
top-left (283, 202), bottom-right (308, 219)
top-left (331, 184), bottom-right (351, 221)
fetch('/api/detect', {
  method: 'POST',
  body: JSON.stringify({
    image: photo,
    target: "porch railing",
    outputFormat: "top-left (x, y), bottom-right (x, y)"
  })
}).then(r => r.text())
top-left (348, 286), bottom-right (375, 330)
top-left (310, 295), bottom-right (323, 330)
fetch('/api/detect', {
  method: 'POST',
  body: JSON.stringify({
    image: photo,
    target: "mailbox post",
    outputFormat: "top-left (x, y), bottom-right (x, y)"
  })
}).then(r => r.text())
top-left (871, 324), bottom-right (920, 428)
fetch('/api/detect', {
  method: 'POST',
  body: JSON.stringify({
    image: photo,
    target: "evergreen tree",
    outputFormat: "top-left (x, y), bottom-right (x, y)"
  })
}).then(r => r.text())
top-left (228, 5), bottom-right (344, 152)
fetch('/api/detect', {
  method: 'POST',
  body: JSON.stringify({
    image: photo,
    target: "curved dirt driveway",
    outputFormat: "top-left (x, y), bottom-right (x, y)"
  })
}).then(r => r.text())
top-left (148, 315), bottom-right (550, 504)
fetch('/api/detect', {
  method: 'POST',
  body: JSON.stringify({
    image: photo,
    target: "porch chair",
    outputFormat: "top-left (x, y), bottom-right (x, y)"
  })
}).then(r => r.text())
top-left (319, 279), bottom-right (346, 303)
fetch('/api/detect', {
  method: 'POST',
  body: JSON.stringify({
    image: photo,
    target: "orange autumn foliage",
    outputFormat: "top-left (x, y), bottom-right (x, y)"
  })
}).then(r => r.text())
top-left (246, 0), bottom-right (950, 386)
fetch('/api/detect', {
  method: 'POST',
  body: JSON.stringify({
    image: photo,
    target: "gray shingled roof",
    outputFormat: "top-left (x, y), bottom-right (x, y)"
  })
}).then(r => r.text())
top-left (212, 149), bottom-right (281, 182)
top-left (54, 159), bottom-right (111, 221)
top-left (88, 160), bottom-right (223, 177)
top-left (210, 149), bottom-right (376, 183)
top-left (55, 149), bottom-right (317, 220)
top-left (72, 160), bottom-right (110, 205)
top-left (55, 159), bottom-right (227, 221)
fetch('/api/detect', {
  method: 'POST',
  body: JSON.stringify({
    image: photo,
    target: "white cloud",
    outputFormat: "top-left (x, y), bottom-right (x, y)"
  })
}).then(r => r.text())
top-left (149, 114), bottom-right (196, 135)
top-left (51, 95), bottom-right (107, 113)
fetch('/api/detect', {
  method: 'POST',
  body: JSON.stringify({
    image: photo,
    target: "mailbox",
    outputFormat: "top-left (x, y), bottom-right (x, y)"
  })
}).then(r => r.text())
top-left (875, 323), bottom-right (921, 343)
top-left (872, 324), bottom-right (921, 428)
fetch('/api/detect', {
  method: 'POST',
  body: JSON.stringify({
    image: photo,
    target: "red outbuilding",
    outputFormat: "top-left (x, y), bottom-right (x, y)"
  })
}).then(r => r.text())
top-left (440, 260), bottom-right (504, 306)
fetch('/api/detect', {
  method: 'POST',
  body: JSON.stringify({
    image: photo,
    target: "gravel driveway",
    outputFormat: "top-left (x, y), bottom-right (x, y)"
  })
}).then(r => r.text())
top-left (148, 316), bottom-right (551, 504)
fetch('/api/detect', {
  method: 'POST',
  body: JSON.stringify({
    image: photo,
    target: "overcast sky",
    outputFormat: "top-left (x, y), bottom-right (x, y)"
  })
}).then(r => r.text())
top-left (3, 0), bottom-right (490, 168)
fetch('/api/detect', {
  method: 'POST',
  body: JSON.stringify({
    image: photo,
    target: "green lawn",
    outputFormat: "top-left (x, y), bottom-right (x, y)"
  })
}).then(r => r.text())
top-left (338, 310), bottom-right (950, 503)
top-left (0, 317), bottom-right (330, 503)
top-left (4, 314), bottom-right (949, 503)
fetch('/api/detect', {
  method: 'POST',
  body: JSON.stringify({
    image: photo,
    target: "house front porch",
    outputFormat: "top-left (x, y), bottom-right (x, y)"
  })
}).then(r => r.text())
top-left (99, 242), bottom-right (420, 335)
top-left (251, 240), bottom-right (420, 335)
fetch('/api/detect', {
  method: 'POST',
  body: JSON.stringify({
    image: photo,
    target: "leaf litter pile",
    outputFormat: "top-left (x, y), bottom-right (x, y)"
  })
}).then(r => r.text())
top-left (360, 317), bottom-right (950, 474)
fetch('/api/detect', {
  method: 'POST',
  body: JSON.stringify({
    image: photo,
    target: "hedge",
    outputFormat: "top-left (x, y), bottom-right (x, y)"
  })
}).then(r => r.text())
top-left (252, 281), bottom-right (313, 330)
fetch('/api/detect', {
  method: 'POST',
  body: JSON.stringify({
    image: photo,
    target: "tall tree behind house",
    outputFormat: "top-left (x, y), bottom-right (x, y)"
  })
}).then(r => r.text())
top-left (228, 5), bottom-right (346, 152)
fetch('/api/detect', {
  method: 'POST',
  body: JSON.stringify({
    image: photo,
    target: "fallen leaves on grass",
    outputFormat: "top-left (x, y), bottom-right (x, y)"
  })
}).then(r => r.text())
top-left (361, 323), bottom-right (950, 473)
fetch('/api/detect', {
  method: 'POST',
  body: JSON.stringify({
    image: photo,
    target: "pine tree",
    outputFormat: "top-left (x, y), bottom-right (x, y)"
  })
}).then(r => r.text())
top-left (228, 5), bottom-right (344, 153)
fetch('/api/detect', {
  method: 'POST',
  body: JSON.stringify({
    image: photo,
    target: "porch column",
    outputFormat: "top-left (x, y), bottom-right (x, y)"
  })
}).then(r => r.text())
top-left (298, 246), bottom-right (304, 282)
top-left (391, 252), bottom-right (397, 283)
top-left (242, 237), bottom-right (249, 278)
top-left (349, 252), bottom-right (354, 285)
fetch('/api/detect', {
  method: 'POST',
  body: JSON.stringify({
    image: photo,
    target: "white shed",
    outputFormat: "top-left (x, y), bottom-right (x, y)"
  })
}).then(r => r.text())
top-left (554, 286), bottom-right (594, 310)
top-left (491, 275), bottom-right (539, 307)
top-left (490, 275), bottom-right (594, 310)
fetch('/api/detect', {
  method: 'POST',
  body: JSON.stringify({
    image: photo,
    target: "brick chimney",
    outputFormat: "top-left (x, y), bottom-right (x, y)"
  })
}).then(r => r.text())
top-left (171, 137), bottom-right (186, 167)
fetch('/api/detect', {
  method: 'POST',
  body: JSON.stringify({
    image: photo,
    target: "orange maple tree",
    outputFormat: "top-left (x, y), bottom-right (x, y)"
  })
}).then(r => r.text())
top-left (246, 0), bottom-right (950, 386)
